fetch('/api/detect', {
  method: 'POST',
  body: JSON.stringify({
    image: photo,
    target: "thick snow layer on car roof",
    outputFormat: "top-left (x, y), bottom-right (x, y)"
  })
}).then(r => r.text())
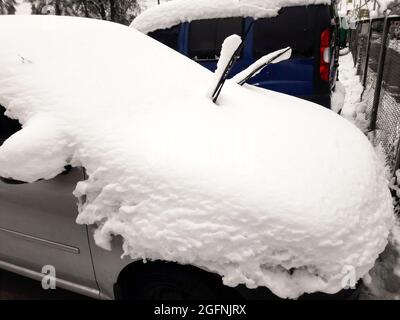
top-left (0, 15), bottom-right (395, 299)
top-left (131, 0), bottom-right (332, 34)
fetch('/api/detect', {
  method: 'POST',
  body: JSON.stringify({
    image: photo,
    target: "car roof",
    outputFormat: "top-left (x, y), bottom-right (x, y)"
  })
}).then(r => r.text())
top-left (131, 0), bottom-right (332, 34)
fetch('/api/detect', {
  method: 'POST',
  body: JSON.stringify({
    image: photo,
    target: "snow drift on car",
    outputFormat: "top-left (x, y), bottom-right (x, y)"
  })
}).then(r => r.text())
top-left (0, 15), bottom-right (395, 299)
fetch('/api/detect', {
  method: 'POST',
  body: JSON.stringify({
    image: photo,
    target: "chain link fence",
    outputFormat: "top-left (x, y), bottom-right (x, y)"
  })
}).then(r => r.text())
top-left (350, 16), bottom-right (400, 177)
top-left (376, 19), bottom-right (400, 174)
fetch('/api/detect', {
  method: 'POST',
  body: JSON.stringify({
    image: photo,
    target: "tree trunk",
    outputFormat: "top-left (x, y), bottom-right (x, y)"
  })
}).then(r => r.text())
top-left (98, 0), bottom-right (107, 20)
top-left (55, 0), bottom-right (62, 15)
top-left (84, 1), bottom-right (89, 17)
top-left (109, 0), bottom-right (116, 22)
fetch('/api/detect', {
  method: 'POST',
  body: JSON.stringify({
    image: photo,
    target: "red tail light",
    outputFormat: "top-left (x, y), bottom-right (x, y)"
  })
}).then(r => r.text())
top-left (320, 28), bottom-right (331, 81)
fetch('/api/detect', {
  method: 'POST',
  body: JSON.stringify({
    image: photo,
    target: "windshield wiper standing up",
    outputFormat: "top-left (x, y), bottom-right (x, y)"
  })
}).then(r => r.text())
top-left (210, 21), bottom-right (292, 103)
top-left (210, 21), bottom-right (254, 103)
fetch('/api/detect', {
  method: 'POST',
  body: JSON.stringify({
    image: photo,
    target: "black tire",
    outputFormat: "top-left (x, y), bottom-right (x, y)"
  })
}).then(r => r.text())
top-left (119, 261), bottom-right (242, 300)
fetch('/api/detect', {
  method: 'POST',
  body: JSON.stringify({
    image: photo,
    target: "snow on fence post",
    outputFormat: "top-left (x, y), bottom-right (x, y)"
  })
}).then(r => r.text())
top-left (370, 13), bottom-right (390, 132)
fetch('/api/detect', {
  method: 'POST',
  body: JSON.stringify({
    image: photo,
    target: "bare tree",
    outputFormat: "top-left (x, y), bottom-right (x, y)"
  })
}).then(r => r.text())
top-left (29, 0), bottom-right (142, 25)
top-left (0, 0), bottom-right (16, 14)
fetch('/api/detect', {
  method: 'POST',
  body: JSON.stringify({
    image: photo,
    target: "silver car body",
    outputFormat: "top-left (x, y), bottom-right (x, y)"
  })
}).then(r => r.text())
top-left (0, 162), bottom-right (132, 299)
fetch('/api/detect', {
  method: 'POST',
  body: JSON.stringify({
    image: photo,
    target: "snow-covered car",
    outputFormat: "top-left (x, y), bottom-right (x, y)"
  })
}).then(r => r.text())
top-left (0, 15), bottom-right (394, 300)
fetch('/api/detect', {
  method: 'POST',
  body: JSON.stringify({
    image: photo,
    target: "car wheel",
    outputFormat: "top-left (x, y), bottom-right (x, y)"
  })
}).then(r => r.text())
top-left (119, 261), bottom-right (242, 300)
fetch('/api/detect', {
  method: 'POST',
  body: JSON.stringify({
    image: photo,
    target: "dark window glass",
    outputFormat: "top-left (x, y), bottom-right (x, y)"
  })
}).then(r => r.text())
top-left (0, 105), bottom-right (21, 145)
top-left (148, 25), bottom-right (181, 51)
top-left (253, 7), bottom-right (318, 59)
top-left (189, 18), bottom-right (244, 61)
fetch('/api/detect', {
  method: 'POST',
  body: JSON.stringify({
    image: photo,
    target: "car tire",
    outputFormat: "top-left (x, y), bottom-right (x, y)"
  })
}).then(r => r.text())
top-left (119, 261), bottom-right (242, 300)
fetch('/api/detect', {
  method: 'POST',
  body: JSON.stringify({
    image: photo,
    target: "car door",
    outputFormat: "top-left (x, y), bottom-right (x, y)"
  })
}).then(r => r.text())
top-left (0, 106), bottom-right (98, 295)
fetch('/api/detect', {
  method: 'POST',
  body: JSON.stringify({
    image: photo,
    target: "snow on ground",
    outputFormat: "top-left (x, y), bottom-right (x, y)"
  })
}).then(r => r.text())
top-left (0, 15), bottom-right (395, 299)
top-left (376, 0), bottom-right (399, 12)
top-left (336, 51), bottom-right (400, 299)
top-left (15, 0), bottom-right (32, 15)
top-left (335, 52), bottom-right (369, 132)
top-left (389, 39), bottom-right (400, 54)
top-left (131, 0), bottom-right (331, 33)
top-left (360, 220), bottom-right (400, 299)
top-left (341, 0), bottom-right (400, 18)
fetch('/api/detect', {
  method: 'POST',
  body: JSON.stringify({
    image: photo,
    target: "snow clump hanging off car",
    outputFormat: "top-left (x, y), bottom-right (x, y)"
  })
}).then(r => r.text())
top-left (0, 15), bottom-right (395, 299)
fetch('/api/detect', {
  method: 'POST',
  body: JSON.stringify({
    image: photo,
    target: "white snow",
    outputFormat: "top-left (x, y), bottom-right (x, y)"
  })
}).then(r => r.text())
top-left (141, 0), bottom-right (171, 9)
top-left (337, 0), bottom-right (353, 17)
top-left (389, 39), bottom-right (400, 54)
top-left (368, 0), bottom-right (399, 17)
top-left (376, 0), bottom-right (399, 12)
top-left (331, 80), bottom-right (345, 113)
top-left (15, 0), bottom-right (32, 15)
top-left (337, 0), bottom-right (398, 19)
top-left (339, 47), bottom-right (350, 56)
top-left (0, 15), bottom-right (395, 299)
top-left (334, 50), bottom-right (400, 300)
top-left (131, 0), bottom-right (332, 34)
top-left (361, 219), bottom-right (400, 300)
top-left (336, 52), bottom-right (369, 132)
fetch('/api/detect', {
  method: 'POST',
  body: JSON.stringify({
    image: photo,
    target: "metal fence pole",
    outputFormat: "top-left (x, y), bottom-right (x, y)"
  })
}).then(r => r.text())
top-left (393, 138), bottom-right (400, 174)
top-left (354, 23), bottom-right (361, 67)
top-left (355, 25), bottom-right (359, 67)
top-left (393, 138), bottom-right (400, 214)
top-left (369, 15), bottom-right (390, 132)
top-left (362, 20), bottom-right (373, 87)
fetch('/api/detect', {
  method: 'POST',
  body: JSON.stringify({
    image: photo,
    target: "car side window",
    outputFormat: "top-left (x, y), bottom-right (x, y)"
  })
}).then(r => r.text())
top-left (148, 24), bottom-right (181, 51)
top-left (188, 17), bottom-right (244, 61)
top-left (0, 105), bottom-right (21, 146)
